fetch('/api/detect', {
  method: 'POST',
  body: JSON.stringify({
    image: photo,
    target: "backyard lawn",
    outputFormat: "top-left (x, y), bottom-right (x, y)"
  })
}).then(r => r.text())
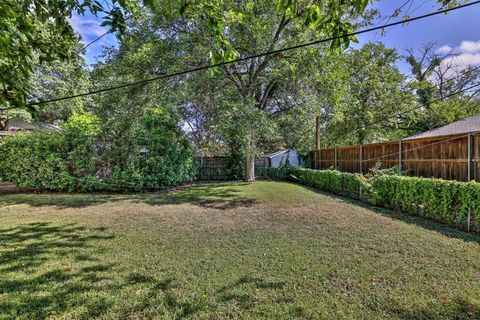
top-left (1, 181), bottom-right (479, 319)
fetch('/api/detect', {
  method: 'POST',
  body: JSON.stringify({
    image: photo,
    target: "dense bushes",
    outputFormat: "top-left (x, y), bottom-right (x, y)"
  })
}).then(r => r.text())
top-left (288, 167), bottom-right (479, 231)
top-left (0, 110), bottom-right (197, 191)
top-left (291, 168), bottom-right (369, 199)
top-left (0, 113), bottom-right (101, 191)
top-left (371, 175), bottom-right (480, 229)
top-left (108, 108), bottom-right (197, 189)
top-left (257, 165), bottom-right (293, 181)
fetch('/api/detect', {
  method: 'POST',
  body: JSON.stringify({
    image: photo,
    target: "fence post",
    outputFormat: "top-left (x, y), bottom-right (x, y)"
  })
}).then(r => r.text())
top-left (468, 133), bottom-right (472, 181)
top-left (468, 133), bottom-right (473, 231)
top-left (399, 140), bottom-right (402, 171)
top-left (359, 145), bottom-right (363, 174)
top-left (334, 148), bottom-right (337, 170)
top-left (319, 150), bottom-right (322, 170)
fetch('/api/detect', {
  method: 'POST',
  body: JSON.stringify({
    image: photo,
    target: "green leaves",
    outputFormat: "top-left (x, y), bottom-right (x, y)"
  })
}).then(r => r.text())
top-left (293, 167), bottom-right (480, 231)
top-left (371, 175), bottom-right (480, 229)
top-left (0, 109), bottom-right (197, 191)
top-left (0, 0), bottom-right (137, 111)
top-left (292, 167), bottom-right (369, 199)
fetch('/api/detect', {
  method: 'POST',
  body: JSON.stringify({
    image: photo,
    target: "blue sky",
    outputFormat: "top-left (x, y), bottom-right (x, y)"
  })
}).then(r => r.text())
top-left (357, 0), bottom-right (480, 73)
top-left (71, 0), bottom-right (480, 73)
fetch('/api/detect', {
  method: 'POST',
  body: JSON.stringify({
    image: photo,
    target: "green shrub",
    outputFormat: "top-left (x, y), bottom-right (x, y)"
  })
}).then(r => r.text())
top-left (290, 168), bottom-right (479, 231)
top-left (369, 163), bottom-right (405, 177)
top-left (370, 175), bottom-right (480, 229)
top-left (109, 108), bottom-right (198, 189)
top-left (291, 168), bottom-right (369, 199)
top-left (257, 164), bottom-right (293, 180)
top-left (0, 110), bottom-right (197, 191)
top-left (0, 113), bottom-right (102, 191)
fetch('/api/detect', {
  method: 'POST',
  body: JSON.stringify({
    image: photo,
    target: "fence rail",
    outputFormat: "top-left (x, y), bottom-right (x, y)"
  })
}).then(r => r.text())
top-left (311, 132), bottom-right (480, 182)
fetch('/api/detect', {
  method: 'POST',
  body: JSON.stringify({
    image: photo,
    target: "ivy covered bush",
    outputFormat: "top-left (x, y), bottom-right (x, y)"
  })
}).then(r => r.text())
top-left (0, 110), bottom-right (197, 191)
top-left (107, 108), bottom-right (197, 190)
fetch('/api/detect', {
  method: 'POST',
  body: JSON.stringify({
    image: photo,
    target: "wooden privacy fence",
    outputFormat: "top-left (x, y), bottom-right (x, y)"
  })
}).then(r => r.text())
top-left (312, 132), bottom-right (480, 182)
top-left (197, 156), bottom-right (269, 181)
top-left (198, 157), bottom-right (230, 181)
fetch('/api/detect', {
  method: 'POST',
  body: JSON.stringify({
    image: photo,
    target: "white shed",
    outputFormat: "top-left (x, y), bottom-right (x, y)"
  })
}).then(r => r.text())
top-left (265, 149), bottom-right (303, 168)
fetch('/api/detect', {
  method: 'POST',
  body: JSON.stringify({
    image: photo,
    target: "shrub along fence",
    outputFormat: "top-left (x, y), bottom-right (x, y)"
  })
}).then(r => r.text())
top-left (288, 167), bottom-right (480, 233)
top-left (311, 132), bottom-right (480, 182)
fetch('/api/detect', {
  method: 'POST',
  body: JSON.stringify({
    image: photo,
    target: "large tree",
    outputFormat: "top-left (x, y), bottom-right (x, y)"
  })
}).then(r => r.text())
top-left (319, 42), bottom-right (414, 146)
top-left (4, 0), bottom-right (459, 181)
top-left (105, 0), bottom-right (376, 181)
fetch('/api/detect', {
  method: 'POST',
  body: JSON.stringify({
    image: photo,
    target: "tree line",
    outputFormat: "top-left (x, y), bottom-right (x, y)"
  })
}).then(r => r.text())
top-left (1, 0), bottom-right (479, 183)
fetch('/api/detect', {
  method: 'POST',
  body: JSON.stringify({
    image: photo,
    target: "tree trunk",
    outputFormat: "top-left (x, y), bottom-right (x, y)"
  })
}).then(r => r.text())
top-left (244, 155), bottom-right (255, 182)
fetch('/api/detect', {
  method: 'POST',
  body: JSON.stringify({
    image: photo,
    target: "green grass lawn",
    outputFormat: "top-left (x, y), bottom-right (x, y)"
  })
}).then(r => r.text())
top-left (1, 182), bottom-right (479, 319)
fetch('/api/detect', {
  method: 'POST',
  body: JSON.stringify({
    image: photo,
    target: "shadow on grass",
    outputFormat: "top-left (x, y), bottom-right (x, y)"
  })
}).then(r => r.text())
top-left (0, 193), bottom-right (129, 209)
top-left (0, 183), bottom-right (257, 210)
top-left (0, 222), bottom-right (208, 319)
top-left (0, 221), bottom-right (282, 318)
top-left (0, 222), bottom-right (118, 319)
top-left (217, 275), bottom-right (285, 310)
top-left (130, 183), bottom-right (257, 210)
top-left (302, 185), bottom-right (480, 245)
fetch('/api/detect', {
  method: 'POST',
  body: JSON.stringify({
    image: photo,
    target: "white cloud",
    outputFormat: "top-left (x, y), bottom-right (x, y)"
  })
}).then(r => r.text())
top-left (437, 44), bottom-right (453, 54)
top-left (458, 40), bottom-right (480, 53)
top-left (69, 14), bottom-right (108, 41)
top-left (435, 40), bottom-right (480, 78)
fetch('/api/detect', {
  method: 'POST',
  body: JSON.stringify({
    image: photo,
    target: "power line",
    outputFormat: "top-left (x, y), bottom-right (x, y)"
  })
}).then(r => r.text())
top-left (372, 0), bottom-right (413, 42)
top-left (78, 30), bottom-right (110, 52)
top-left (27, 0), bottom-right (480, 107)
top-left (359, 131), bottom-right (477, 163)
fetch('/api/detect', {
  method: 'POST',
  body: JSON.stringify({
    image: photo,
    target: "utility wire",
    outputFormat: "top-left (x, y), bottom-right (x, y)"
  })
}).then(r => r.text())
top-left (359, 130), bottom-right (479, 163)
top-left (78, 30), bottom-right (110, 52)
top-left (372, 0), bottom-right (413, 41)
top-left (27, 0), bottom-right (480, 107)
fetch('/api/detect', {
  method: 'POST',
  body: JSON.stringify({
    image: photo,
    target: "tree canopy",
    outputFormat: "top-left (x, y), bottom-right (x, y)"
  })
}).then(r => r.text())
top-left (1, 0), bottom-right (479, 183)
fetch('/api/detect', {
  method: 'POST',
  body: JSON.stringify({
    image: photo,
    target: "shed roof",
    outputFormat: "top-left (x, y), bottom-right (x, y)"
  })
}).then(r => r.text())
top-left (265, 148), bottom-right (295, 159)
top-left (403, 115), bottom-right (480, 141)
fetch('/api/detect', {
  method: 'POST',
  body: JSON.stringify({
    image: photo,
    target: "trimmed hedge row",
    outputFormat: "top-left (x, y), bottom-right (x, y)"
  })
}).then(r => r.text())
top-left (257, 165), bottom-right (294, 181)
top-left (290, 168), bottom-right (369, 200)
top-left (288, 167), bottom-right (479, 232)
top-left (371, 175), bottom-right (480, 230)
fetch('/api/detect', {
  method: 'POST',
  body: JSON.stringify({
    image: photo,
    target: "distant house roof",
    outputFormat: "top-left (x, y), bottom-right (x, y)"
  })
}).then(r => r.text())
top-left (7, 118), bottom-right (35, 131)
top-left (404, 115), bottom-right (480, 141)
